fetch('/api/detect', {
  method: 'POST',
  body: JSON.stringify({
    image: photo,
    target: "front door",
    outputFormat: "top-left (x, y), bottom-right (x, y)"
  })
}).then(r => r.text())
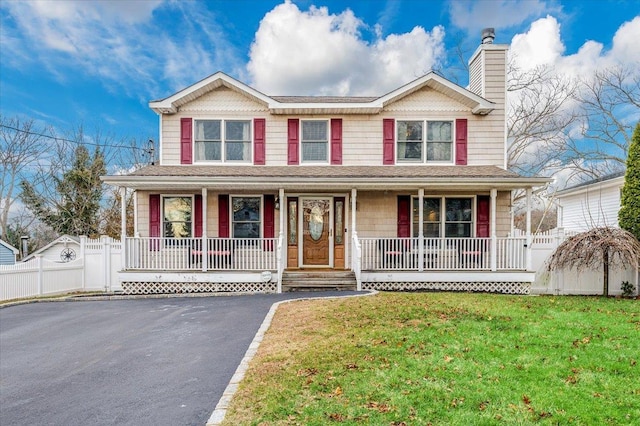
top-left (301, 197), bottom-right (332, 267)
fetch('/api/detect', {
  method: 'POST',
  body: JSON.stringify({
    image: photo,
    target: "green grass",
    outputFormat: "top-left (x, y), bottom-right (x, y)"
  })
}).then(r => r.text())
top-left (223, 293), bottom-right (640, 425)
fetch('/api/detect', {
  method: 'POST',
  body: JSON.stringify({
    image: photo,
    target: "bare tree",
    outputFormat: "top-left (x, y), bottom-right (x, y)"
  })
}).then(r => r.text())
top-left (566, 65), bottom-right (640, 177)
top-left (0, 116), bottom-right (50, 239)
top-left (507, 62), bottom-right (579, 178)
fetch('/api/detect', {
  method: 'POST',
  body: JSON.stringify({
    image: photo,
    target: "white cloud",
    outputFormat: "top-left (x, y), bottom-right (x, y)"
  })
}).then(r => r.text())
top-left (449, 0), bottom-right (552, 32)
top-left (0, 0), bottom-right (243, 100)
top-left (511, 15), bottom-right (640, 74)
top-left (510, 16), bottom-right (565, 70)
top-left (247, 1), bottom-right (445, 96)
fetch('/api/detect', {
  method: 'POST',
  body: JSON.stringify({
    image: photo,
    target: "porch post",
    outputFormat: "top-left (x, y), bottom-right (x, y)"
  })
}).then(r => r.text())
top-left (526, 187), bottom-right (533, 271)
top-left (278, 188), bottom-right (285, 294)
top-left (351, 188), bottom-right (360, 291)
top-left (418, 189), bottom-right (424, 271)
top-left (351, 189), bottom-right (357, 232)
top-left (490, 189), bottom-right (497, 271)
top-left (119, 186), bottom-right (127, 271)
top-left (202, 187), bottom-right (208, 272)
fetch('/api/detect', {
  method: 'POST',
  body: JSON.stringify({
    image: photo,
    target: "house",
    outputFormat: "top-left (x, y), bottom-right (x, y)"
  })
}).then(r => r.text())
top-left (555, 172), bottom-right (625, 232)
top-left (22, 235), bottom-right (81, 263)
top-left (102, 29), bottom-right (548, 295)
top-left (0, 239), bottom-right (19, 266)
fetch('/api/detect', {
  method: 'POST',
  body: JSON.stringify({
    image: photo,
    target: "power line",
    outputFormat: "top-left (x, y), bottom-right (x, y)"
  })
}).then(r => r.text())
top-left (0, 123), bottom-right (149, 152)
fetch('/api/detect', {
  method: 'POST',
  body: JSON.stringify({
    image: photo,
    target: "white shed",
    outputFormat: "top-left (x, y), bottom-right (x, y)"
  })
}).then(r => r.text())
top-left (22, 235), bottom-right (81, 263)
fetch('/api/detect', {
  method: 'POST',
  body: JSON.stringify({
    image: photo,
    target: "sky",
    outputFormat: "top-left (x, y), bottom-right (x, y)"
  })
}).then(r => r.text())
top-left (1, 0), bottom-right (639, 171)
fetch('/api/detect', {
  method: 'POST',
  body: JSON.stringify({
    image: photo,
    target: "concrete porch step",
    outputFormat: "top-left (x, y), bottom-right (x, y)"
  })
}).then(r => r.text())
top-left (281, 271), bottom-right (357, 292)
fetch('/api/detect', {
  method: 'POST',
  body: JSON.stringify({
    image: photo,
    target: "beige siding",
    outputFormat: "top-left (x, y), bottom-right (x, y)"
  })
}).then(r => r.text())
top-left (496, 191), bottom-right (511, 236)
top-left (161, 87), bottom-right (269, 165)
top-left (160, 83), bottom-right (507, 167)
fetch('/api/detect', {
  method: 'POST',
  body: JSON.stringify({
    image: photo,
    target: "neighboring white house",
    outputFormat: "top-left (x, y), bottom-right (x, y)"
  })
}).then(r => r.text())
top-left (0, 239), bottom-right (19, 266)
top-left (556, 172), bottom-right (625, 232)
top-left (22, 235), bottom-right (81, 263)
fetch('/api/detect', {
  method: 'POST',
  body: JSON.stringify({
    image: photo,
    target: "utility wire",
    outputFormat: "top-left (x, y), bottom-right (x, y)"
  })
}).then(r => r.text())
top-left (0, 123), bottom-right (150, 152)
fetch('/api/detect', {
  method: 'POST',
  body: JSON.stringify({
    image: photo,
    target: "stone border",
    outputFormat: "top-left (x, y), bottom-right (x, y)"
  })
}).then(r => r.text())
top-left (205, 290), bottom-right (378, 425)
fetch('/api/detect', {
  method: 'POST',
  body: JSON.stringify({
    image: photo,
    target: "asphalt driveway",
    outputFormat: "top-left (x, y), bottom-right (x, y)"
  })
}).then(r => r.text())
top-left (0, 292), bottom-right (362, 426)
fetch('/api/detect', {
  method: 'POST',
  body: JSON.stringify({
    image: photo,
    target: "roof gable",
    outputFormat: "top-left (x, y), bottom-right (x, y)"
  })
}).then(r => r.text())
top-left (0, 239), bottom-right (19, 255)
top-left (149, 71), bottom-right (495, 116)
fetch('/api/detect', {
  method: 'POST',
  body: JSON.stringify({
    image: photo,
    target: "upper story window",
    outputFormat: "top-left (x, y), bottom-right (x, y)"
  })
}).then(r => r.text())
top-left (301, 120), bottom-right (328, 163)
top-left (397, 120), bottom-right (453, 163)
top-left (194, 120), bottom-right (251, 163)
top-left (163, 196), bottom-right (192, 238)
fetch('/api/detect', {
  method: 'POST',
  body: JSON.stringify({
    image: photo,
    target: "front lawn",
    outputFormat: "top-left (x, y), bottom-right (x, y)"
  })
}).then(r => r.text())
top-left (223, 293), bottom-right (640, 425)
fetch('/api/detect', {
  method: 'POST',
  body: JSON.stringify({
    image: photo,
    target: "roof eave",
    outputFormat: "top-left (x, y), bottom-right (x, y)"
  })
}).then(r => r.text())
top-left (102, 175), bottom-right (550, 191)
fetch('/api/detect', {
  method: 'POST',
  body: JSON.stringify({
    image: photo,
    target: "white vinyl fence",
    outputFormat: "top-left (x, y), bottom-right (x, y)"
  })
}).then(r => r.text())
top-left (525, 228), bottom-right (640, 296)
top-left (0, 236), bottom-right (121, 301)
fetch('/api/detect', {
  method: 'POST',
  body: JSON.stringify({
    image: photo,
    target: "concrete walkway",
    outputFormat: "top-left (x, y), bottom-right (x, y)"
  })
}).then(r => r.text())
top-left (0, 292), bottom-right (367, 426)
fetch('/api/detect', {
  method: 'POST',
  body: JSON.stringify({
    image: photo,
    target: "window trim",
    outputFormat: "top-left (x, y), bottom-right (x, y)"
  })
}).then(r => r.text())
top-left (300, 119), bottom-right (329, 164)
top-left (396, 119), bottom-right (456, 165)
top-left (230, 194), bottom-right (263, 239)
top-left (412, 195), bottom-right (477, 238)
top-left (161, 195), bottom-right (194, 238)
top-left (193, 118), bottom-right (253, 164)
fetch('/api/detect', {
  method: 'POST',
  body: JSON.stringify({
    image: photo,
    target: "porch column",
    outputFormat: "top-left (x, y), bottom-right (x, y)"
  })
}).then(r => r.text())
top-left (133, 190), bottom-right (138, 237)
top-left (278, 188), bottom-right (285, 294)
top-left (201, 187), bottom-right (208, 272)
top-left (490, 189), bottom-right (497, 271)
top-left (418, 189), bottom-right (424, 271)
top-left (351, 189), bottom-right (357, 235)
top-left (351, 188), bottom-right (360, 291)
top-left (526, 187), bottom-right (533, 271)
top-left (119, 186), bottom-right (127, 271)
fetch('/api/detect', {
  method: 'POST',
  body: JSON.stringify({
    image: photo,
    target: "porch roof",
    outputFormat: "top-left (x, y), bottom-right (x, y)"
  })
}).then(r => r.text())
top-left (102, 165), bottom-right (549, 191)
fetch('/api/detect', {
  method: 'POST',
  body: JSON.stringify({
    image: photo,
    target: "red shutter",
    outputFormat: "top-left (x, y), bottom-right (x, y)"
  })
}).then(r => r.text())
top-left (218, 194), bottom-right (229, 238)
top-left (397, 195), bottom-right (411, 237)
top-left (194, 194), bottom-right (203, 237)
top-left (476, 195), bottom-right (490, 237)
top-left (383, 119), bottom-right (395, 165)
top-left (149, 194), bottom-right (161, 237)
top-left (455, 119), bottom-right (467, 165)
top-left (330, 118), bottom-right (342, 165)
top-left (264, 194), bottom-right (275, 251)
top-left (287, 119), bottom-right (299, 165)
top-left (180, 117), bottom-right (193, 164)
top-left (254, 118), bottom-right (266, 165)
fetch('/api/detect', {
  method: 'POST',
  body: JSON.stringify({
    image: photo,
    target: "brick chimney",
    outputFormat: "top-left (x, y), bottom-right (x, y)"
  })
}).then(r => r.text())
top-left (468, 28), bottom-right (508, 106)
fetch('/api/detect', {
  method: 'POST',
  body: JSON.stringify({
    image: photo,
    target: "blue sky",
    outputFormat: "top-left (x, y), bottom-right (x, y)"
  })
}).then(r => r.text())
top-left (1, 0), bottom-right (639, 169)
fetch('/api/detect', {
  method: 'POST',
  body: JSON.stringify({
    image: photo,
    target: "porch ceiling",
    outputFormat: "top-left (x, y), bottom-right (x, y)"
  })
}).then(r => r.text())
top-left (102, 165), bottom-right (550, 191)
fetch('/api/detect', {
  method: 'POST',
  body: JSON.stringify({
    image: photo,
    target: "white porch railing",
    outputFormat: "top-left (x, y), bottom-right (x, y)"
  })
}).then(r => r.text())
top-left (359, 237), bottom-right (528, 271)
top-left (123, 237), bottom-right (278, 271)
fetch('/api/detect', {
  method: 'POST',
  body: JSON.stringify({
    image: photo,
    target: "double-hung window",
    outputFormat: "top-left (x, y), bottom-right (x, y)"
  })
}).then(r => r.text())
top-left (413, 197), bottom-right (473, 238)
top-left (301, 120), bottom-right (328, 163)
top-left (232, 196), bottom-right (261, 238)
top-left (397, 120), bottom-right (453, 163)
top-left (194, 120), bottom-right (251, 163)
top-left (163, 196), bottom-right (192, 238)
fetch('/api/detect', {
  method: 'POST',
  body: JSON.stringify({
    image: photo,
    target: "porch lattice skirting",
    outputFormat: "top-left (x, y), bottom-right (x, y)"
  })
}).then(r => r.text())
top-left (362, 281), bottom-right (531, 294)
top-left (121, 281), bottom-right (277, 295)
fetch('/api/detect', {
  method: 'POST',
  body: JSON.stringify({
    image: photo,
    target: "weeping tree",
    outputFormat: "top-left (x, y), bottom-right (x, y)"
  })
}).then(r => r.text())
top-left (547, 227), bottom-right (640, 296)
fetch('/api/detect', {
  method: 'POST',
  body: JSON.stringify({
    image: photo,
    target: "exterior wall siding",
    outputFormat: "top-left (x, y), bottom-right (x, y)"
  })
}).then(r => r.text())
top-left (558, 180), bottom-right (623, 232)
top-left (160, 85), bottom-right (505, 167)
